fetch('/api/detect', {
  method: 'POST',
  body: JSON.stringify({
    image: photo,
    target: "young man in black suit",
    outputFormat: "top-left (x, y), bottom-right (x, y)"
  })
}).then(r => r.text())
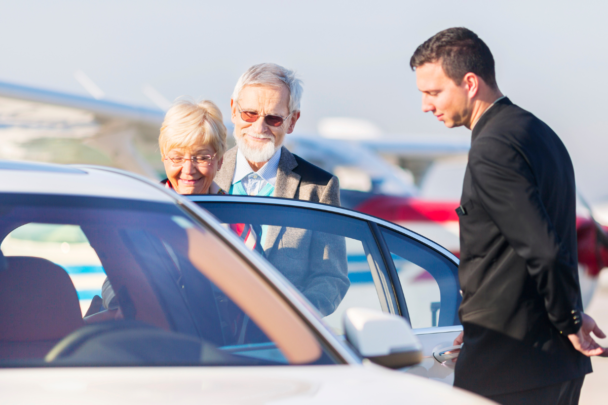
top-left (410, 27), bottom-right (606, 404)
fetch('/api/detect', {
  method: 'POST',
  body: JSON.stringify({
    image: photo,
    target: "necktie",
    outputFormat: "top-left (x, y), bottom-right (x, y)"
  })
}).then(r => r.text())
top-left (229, 223), bottom-right (265, 256)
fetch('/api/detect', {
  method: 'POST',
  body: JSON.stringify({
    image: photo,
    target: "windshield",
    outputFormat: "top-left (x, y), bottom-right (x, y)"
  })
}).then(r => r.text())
top-left (0, 194), bottom-right (328, 367)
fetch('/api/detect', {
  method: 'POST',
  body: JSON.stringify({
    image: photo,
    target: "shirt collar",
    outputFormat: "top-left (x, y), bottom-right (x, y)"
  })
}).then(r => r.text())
top-left (471, 97), bottom-right (513, 141)
top-left (471, 95), bottom-right (506, 129)
top-left (232, 147), bottom-right (282, 186)
top-left (209, 181), bottom-right (224, 194)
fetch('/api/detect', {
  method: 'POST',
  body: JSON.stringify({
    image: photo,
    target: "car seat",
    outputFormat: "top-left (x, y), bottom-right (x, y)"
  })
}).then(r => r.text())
top-left (0, 254), bottom-right (84, 360)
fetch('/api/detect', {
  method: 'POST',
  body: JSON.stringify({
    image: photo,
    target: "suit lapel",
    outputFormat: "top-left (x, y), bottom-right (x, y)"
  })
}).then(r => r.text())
top-left (214, 147), bottom-right (238, 192)
top-left (273, 146), bottom-right (300, 199)
top-left (263, 147), bottom-right (300, 253)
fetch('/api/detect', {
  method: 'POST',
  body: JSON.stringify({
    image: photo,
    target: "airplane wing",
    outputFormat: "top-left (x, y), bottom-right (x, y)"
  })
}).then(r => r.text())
top-left (357, 135), bottom-right (470, 185)
top-left (359, 135), bottom-right (470, 158)
top-left (0, 80), bottom-right (165, 178)
top-left (315, 117), bottom-right (470, 184)
top-left (285, 134), bottom-right (419, 197)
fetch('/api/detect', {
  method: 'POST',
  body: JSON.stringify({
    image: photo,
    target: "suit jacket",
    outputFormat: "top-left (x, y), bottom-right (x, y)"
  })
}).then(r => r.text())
top-left (215, 146), bottom-right (349, 316)
top-left (454, 98), bottom-right (592, 395)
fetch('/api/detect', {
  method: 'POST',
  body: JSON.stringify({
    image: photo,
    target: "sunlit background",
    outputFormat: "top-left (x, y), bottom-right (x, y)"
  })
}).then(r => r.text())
top-left (1, 0), bottom-right (607, 201)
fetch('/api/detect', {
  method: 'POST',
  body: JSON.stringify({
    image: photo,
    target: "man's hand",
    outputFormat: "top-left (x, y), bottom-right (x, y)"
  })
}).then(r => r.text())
top-left (453, 331), bottom-right (464, 346)
top-left (568, 313), bottom-right (607, 357)
top-left (449, 331), bottom-right (464, 364)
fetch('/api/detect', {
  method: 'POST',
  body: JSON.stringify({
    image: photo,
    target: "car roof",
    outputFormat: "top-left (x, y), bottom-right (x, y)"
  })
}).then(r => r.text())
top-left (0, 160), bottom-right (175, 203)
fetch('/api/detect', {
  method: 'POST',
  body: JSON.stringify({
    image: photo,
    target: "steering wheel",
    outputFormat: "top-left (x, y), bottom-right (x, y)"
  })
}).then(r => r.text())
top-left (45, 320), bottom-right (279, 366)
top-left (45, 320), bottom-right (155, 362)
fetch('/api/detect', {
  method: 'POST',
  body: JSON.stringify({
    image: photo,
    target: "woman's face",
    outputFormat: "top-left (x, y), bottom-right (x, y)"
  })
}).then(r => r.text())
top-left (163, 146), bottom-right (223, 194)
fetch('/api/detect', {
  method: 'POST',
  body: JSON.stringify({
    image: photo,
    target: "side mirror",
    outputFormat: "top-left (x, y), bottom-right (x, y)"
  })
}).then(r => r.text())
top-left (344, 308), bottom-right (422, 369)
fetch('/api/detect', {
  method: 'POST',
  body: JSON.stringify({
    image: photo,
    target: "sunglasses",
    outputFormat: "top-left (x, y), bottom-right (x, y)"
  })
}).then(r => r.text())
top-left (237, 103), bottom-right (292, 127)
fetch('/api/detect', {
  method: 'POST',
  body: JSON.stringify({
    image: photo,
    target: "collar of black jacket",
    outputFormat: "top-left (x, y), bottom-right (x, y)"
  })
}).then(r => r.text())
top-left (471, 97), bottom-right (513, 141)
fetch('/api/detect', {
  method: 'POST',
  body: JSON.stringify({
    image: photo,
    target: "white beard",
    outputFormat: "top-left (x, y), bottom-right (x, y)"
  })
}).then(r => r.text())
top-left (235, 130), bottom-right (280, 163)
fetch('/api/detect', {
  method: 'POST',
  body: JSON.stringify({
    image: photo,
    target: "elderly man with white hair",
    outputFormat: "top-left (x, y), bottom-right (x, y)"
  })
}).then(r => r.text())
top-left (214, 63), bottom-right (349, 316)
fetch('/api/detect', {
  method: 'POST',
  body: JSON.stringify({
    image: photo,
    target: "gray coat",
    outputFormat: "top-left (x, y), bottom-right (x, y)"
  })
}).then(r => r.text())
top-left (215, 146), bottom-right (349, 315)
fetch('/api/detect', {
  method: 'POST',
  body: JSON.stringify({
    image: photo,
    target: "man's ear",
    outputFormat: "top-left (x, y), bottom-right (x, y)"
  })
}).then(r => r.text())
top-left (286, 111), bottom-right (301, 134)
top-left (230, 99), bottom-right (237, 124)
top-left (463, 73), bottom-right (480, 99)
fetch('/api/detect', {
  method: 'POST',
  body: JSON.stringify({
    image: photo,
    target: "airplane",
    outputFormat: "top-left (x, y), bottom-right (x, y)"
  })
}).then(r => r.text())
top-left (1, 78), bottom-right (606, 310)
top-left (0, 80), bottom-right (164, 178)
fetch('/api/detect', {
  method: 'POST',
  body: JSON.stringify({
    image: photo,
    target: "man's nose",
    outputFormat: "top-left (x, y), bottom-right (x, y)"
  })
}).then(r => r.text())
top-left (252, 115), bottom-right (269, 133)
top-left (421, 96), bottom-right (435, 113)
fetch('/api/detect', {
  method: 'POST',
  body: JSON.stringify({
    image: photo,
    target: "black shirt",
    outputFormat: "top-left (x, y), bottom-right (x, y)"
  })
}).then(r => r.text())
top-left (454, 98), bottom-right (591, 395)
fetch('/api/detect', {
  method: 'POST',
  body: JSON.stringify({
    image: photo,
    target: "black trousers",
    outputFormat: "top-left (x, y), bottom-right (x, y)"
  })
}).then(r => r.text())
top-left (487, 377), bottom-right (585, 405)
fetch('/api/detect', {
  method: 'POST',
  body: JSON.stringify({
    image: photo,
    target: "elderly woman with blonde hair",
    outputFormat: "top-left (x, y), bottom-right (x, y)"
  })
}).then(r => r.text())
top-left (159, 99), bottom-right (227, 195)
top-left (98, 99), bottom-right (229, 313)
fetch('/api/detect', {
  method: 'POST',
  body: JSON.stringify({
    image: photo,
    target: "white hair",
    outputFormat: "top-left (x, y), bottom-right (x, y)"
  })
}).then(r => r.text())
top-left (232, 63), bottom-right (303, 112)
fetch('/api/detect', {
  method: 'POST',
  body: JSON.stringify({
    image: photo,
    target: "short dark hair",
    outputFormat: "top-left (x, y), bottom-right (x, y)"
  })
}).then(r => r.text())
top-left (410, 27), bottom-right (497, 89)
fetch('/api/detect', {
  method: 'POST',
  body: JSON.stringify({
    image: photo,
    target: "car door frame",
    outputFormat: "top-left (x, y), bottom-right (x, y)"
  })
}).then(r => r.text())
top-left (187, 196), bottom-right (463, 334)
top-left (189, 195), bottom-right (464, 382)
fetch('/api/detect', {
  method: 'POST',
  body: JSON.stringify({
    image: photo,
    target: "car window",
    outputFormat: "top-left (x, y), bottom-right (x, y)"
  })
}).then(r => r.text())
top-left (197, 202), bottom-right (398, 335)
top-left (0, 194), bottom-right (331, 367)
top-left (1, 223), bottom-right (105, 316)
top-left (379, 226), bottom-right (461, 329)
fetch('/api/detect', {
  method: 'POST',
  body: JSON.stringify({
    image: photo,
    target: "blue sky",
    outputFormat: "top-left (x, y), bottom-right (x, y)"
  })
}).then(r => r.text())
top-left (1, 0), bottom-right (607, 200)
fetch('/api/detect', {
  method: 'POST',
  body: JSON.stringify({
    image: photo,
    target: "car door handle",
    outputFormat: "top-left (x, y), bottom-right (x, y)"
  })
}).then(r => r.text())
top-left (432, 344), bottom-right (462, 363)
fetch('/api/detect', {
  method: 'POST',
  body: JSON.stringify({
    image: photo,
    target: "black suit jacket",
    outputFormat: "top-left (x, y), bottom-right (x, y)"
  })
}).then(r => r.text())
top-left (454, 98), bottom-right (591, 396)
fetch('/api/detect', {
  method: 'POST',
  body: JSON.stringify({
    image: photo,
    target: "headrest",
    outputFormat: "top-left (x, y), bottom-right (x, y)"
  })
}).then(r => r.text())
top-left (0, 256), bottom-right (83, 341)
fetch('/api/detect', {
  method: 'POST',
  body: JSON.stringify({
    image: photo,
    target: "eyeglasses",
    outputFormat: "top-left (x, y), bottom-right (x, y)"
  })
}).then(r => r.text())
top-left (165, 154), bottom-right (216, 167)
top-left (237, 102), bottom-right (292, 127)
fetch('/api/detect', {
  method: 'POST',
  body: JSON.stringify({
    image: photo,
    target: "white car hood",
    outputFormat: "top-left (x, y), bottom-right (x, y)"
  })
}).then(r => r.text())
top-left (0, 363), bottom-right (494, 405)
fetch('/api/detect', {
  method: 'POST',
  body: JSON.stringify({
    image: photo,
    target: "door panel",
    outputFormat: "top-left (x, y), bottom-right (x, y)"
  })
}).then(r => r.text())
top-left (378, 225), bottom-right (462, 383)
top-left (403, 326), bottom-right (462, 384)
top-left (195, 199), bottom-right (464, 382)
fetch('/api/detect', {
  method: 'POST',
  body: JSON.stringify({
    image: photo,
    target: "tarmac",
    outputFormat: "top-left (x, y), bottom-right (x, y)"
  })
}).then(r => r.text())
top-left (579, 271), bottom-right (608, 404)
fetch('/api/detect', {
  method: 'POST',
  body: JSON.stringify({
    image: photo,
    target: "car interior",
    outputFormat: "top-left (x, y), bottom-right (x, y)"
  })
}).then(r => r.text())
top-left (0, 196), bottom-right (330, 367)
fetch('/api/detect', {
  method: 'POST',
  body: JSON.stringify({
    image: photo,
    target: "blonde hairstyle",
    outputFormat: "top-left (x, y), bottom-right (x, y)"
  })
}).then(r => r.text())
top-left (159, 99), bottom-right (227, 159)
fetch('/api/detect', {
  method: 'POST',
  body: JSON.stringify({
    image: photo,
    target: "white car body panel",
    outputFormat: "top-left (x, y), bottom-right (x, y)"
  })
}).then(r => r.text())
top-left (0, 365), bottom-right (493, 405)
top-left (0, 163), bottom-right (171, 203)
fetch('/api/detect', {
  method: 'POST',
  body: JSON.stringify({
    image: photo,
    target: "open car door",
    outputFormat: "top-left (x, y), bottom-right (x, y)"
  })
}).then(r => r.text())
top-left (191, 195), bottom-right (463, 384)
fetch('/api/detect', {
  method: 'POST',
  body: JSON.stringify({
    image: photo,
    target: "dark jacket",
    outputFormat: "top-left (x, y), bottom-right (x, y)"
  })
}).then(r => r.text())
top-left (454, 98), bottom-right (592, 396)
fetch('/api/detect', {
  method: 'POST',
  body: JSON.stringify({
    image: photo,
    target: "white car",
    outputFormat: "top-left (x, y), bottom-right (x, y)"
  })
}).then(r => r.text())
top-left (0, 160), bottom-right (492, 404)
